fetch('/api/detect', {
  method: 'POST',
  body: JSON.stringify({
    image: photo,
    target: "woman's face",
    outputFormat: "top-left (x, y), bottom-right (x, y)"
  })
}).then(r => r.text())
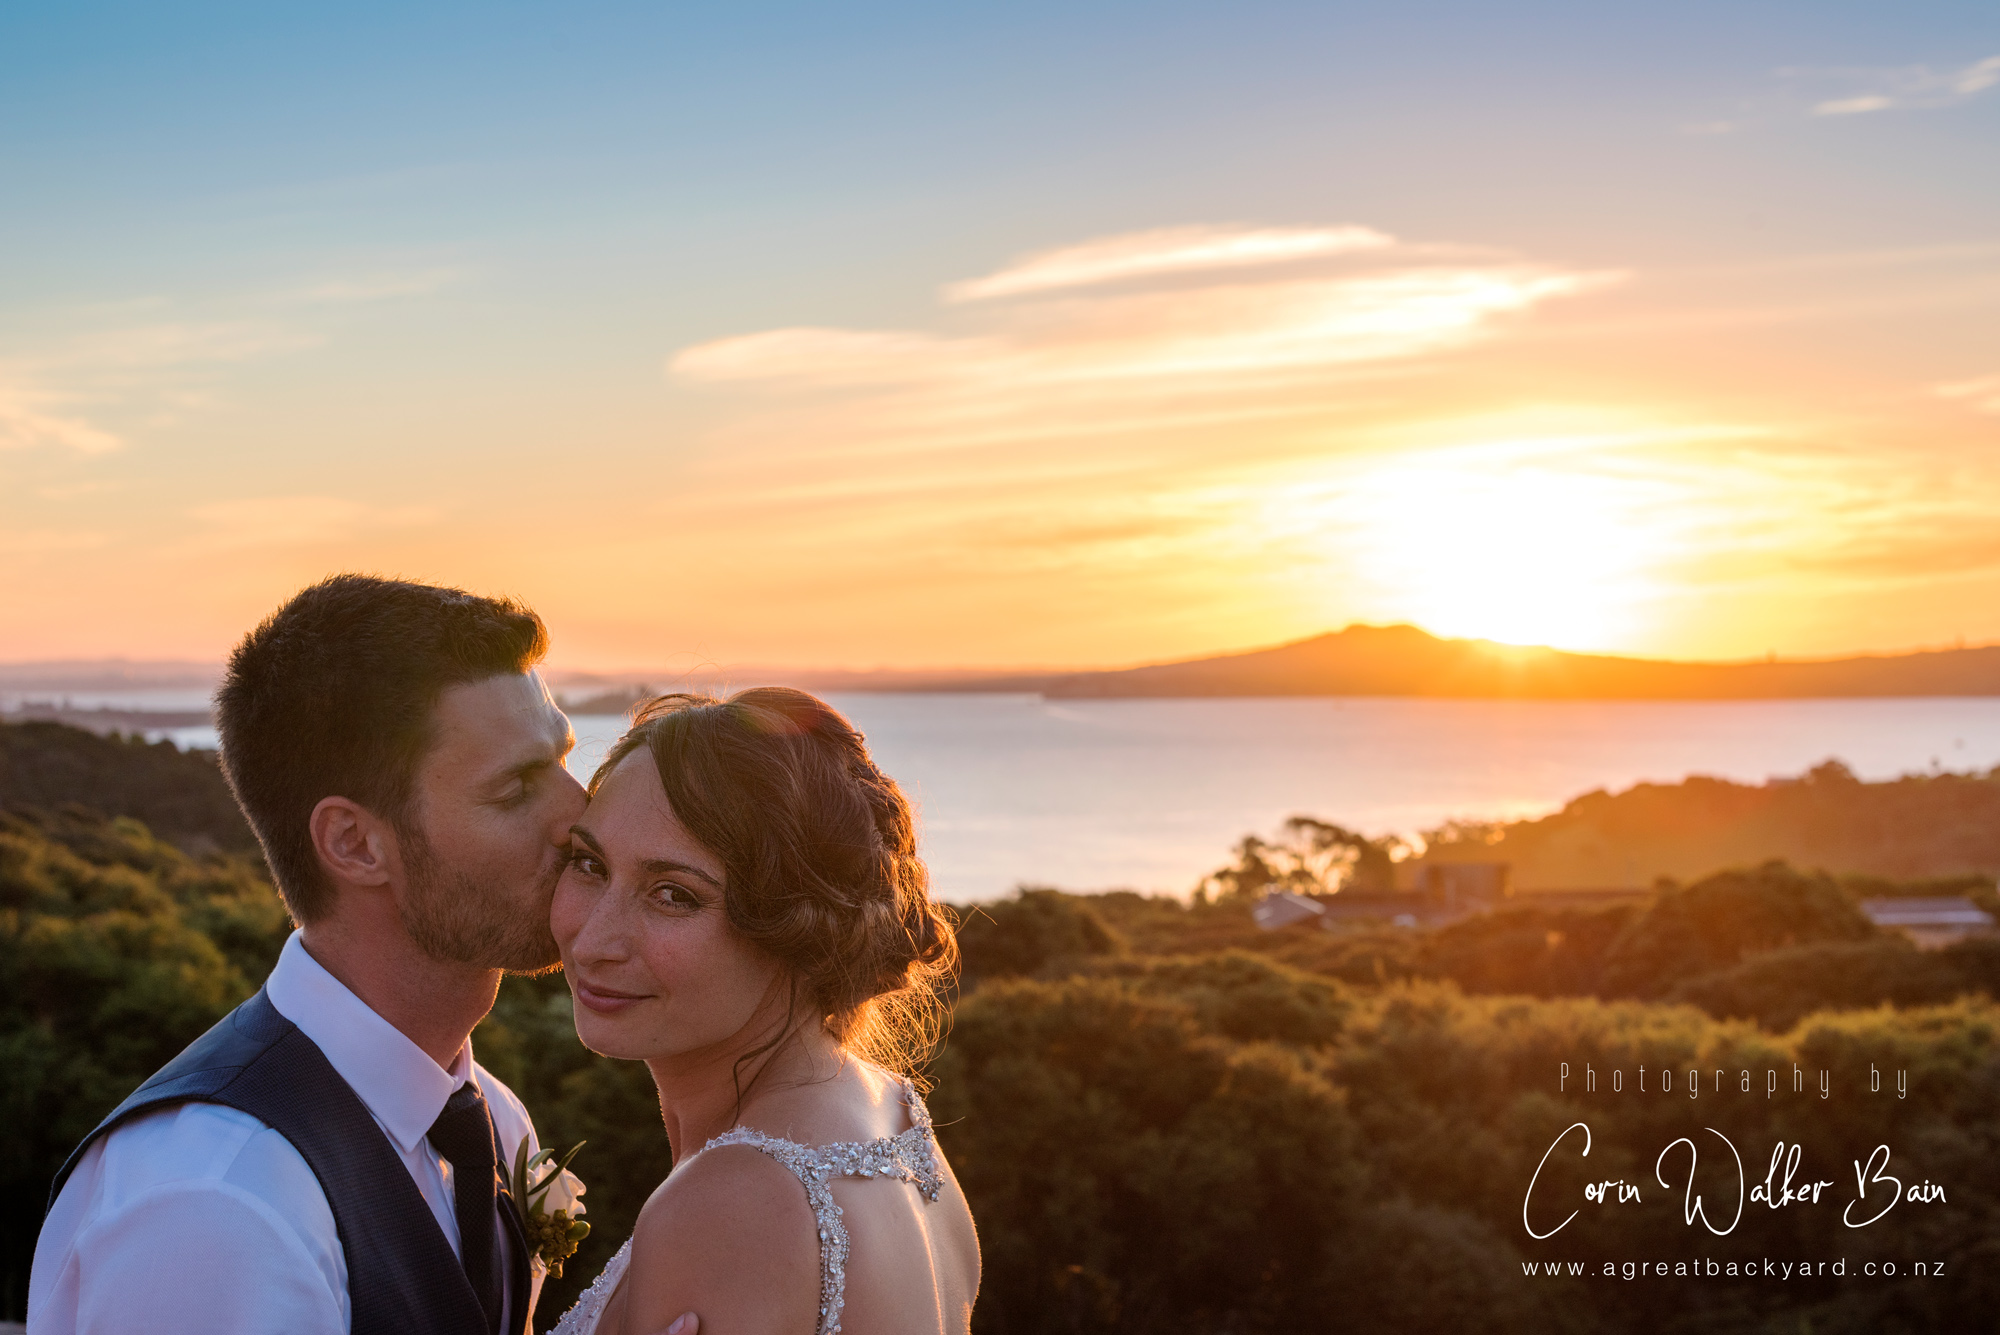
top-left (552, 748), bottom-right (786, 1063)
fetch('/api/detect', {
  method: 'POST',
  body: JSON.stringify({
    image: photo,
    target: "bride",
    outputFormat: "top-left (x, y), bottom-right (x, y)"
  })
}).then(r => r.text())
top-left (547, 688), bottom-right (980, 1335)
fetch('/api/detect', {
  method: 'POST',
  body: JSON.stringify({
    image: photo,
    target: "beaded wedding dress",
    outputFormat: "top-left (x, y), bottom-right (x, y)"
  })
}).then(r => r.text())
top-left (549, 1083), bottom-right (944, 1335)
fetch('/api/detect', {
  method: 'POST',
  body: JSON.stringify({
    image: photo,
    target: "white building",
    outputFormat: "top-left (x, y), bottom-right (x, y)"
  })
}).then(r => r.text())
top-left (1860, 897), bottom-right (1996, 950)
top-left (1252, 891), bottom-right (1327, 931)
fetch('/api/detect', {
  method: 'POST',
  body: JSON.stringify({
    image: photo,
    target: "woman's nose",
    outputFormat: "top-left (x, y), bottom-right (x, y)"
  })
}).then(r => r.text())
top-left (564, 885), bottom-right (629, 964)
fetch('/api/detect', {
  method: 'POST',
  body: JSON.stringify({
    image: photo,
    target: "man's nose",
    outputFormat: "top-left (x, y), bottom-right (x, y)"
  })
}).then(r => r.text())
top-left (550, 766), bottom-right (587, 831)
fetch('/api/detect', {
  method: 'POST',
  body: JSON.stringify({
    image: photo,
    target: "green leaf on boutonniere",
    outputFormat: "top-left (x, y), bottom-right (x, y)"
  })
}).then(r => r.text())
top-left (510, 1137), bottom-right (592, 1278)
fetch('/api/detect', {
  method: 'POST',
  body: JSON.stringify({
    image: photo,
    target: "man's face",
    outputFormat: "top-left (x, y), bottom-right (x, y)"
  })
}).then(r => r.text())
top-left (398, 670), bottom-right (584, 971)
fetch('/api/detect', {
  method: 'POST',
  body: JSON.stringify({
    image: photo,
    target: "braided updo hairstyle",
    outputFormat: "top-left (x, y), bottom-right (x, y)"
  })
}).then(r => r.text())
top-left (590, 687), bottom-right (958, 1081)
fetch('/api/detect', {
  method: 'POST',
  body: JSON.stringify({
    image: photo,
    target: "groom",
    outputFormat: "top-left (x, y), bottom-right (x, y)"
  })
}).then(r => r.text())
top-left (29, 576), bottom-right (690, 1335)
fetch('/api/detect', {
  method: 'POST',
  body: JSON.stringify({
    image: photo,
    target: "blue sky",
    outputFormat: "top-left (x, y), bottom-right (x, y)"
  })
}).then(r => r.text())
top-left (4, 2), bottom-right (1998, 667)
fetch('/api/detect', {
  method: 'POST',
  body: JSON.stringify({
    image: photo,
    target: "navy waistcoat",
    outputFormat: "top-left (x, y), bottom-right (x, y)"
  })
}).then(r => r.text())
top-left (48, 989), bottom-right (531, 1335)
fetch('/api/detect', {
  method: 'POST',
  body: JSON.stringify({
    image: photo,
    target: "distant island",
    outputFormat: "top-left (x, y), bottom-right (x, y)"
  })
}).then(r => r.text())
top-left (14, 625), bottom-right (2000, 724)
top-left (514, 624), bottom-right (2000, 714)
top-left (932, 623), bottom-right (2000, 700)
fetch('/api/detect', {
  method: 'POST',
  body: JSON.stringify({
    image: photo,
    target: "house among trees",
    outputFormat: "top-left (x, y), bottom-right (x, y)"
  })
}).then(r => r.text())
top-left (1859, 896), bottom-right (1997, 949)
top-left (1251, 863), bottom-right (1516, 932)
top-left (1406, 860), bottom-right (1511, 904)
top-left (1251, 890), bottom-right (1327, 930)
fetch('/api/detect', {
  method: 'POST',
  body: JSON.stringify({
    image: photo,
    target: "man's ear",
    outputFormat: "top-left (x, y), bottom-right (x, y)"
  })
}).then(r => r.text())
top-left (310, 796), bottom-right (398, 889)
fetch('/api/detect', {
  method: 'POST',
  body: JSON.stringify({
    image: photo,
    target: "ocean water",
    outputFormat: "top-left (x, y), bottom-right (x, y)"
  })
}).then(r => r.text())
top-left (573, 694), bottom-right (2000, 900)
top-left (80, 693), bottom-right (2000, 902)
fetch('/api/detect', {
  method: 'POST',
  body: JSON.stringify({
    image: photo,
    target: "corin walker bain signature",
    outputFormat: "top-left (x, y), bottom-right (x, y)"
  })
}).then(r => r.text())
top-left (1524, 1063), bottom-right (1946, 1240)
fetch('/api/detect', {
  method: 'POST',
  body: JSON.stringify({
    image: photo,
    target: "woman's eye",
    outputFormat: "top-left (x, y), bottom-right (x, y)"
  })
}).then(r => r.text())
top-left (566, 850), bottom-right (605, 877)
top-left (652, 883), bottom-right (701, 911)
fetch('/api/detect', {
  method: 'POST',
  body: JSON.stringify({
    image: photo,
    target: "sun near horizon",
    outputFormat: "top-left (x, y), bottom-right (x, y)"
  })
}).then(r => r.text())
top-left (4, 6), bottom-right (1998, 672)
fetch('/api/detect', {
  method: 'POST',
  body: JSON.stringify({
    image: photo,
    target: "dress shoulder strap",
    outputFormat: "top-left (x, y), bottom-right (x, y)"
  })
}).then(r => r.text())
top-left (700, 1082), bottom-right (942, 1335)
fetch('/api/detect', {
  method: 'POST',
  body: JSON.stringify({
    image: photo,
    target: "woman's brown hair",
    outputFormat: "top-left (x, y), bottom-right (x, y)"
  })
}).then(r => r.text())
top-left (591, 687), bottom-right (958, 1082)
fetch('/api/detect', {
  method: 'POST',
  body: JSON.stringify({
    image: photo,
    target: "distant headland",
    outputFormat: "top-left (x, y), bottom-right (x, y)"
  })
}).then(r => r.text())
top-left (925, 624), bottom-right (2000, 702)
top-left (12, 626), bottom-right (2000, 725)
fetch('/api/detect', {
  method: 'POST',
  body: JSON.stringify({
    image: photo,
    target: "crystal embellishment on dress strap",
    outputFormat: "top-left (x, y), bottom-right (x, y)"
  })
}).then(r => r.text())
top-left (701, 1081), bottom-right (943, 1335)
top-left (548, 1237), bottom-right (632, 1335)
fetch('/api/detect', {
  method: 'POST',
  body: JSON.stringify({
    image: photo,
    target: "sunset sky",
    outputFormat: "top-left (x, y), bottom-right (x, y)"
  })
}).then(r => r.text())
top-left (4, 2), bottom-right (1998, 671)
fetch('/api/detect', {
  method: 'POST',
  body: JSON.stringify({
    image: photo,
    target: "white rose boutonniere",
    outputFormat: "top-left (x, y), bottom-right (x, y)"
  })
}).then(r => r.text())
top-left (510, 1138), bottom-right (592, 1277)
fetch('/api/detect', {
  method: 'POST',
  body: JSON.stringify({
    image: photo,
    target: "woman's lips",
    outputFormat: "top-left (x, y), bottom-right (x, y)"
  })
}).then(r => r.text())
top-left (572, 979), bottom-right (650, 1014)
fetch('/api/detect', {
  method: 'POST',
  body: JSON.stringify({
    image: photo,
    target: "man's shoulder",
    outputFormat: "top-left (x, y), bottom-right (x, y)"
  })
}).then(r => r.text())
top-left (34, 1104), bottom-right (349, 1335)
top-left (43, 1098), bottom-right (342, 1292)
top-left (73, 1100), bottom-right (328, 1210)
top-left (92, 1100), bottom-right (277, 1179)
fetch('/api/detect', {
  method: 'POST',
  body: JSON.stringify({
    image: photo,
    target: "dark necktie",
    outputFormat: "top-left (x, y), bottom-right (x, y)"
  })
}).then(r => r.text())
top-left (427, 1082), bottom-right (503, 1335)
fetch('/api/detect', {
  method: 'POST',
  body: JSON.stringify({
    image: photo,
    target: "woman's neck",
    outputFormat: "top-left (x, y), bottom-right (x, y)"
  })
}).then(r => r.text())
top-left (646, 1019), bottom-right (845, 1163)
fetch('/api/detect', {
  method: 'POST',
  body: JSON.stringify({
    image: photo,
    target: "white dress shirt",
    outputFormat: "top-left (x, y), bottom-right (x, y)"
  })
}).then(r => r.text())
top-left (29, 931), bottom-right (545, 1335)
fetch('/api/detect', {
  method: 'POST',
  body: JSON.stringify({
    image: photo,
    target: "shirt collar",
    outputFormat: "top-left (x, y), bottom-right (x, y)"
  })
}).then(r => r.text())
top-left (264, 930), bottom-right (476, 1155)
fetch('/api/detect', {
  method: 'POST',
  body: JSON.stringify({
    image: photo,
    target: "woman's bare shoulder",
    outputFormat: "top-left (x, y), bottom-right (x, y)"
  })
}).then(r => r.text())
top-left (619, 1143), bottom-right (820, 1334)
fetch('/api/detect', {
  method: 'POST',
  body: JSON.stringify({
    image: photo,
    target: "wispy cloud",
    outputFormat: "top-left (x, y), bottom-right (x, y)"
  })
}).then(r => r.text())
top-left (1937, 374), bottom-right (2000, 414)
top-left (0, 385), bottom-right (122, 454)
top-left (945, 224), bottom-right (1393, 302)
top-left (0, 263), bottom-right (458, 459)
top-left (652, 227), bottom-right (1626, 648)
top-left (0, 312), bottom-right (315, 456)
top-left (614, 221), bottom-right (2000, 665)
top-left (1806, 53), bottom-right (2000, 116)
top-left (35, 320), bottom-right (312, 375)
top-left (182, 496), bottom-right (439, 552)
top-left (626, 226), bottom-right (1662, 659)
top-left (676, 328), bottom-right (980, 386)
top-left (675, 225), bottom-right (1615, 399)
top-left (1814, 94), bottom-right (1895, 117)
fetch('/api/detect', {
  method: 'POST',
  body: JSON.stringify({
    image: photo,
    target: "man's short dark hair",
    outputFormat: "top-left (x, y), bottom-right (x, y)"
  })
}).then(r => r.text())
top-left (216, 574), bottom-right (549, 923)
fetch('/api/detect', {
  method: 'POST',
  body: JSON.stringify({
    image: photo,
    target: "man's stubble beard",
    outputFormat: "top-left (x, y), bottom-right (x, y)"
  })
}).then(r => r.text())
top-left (399, 824), bottom-right (562, 974)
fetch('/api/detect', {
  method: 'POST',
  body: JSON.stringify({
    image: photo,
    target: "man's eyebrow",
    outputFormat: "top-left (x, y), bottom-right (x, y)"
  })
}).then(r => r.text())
top-left (493, 725), bottom-right (572, 784)
top-left (493, 754), bottom-right (556, 787)
top-left (485, 713), bottom-right (576, 780)
top-left (640, 858), bottom-right (723, 890)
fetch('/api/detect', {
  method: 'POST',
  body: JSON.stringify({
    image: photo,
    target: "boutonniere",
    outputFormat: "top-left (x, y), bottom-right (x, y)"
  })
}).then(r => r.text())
top-left (509, 1138), bottom-right (592, 1277)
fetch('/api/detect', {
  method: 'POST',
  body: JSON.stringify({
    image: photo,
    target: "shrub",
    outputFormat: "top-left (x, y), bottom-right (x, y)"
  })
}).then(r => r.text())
top-left (1599, 862), bottom-right (1876, 997)
top-left (953, 887), bottom-right (1124, 983)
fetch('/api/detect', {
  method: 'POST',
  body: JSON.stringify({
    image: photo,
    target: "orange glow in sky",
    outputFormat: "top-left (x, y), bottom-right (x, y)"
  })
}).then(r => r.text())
top-left (4, 8), bottom-right (1998, 672)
